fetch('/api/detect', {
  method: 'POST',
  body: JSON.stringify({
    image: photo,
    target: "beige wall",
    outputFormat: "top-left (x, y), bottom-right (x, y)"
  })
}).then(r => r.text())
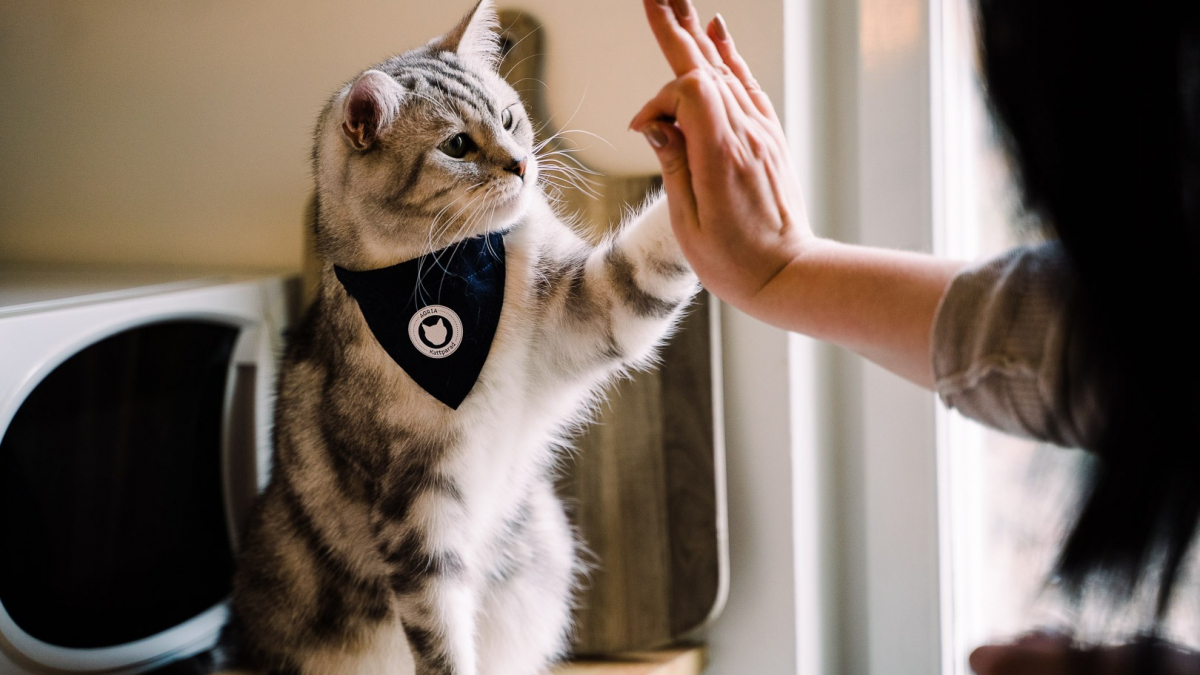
top-left (0, 4), bottom-right (808, 674)
top-left (0, 0), bottom-right (784, 271)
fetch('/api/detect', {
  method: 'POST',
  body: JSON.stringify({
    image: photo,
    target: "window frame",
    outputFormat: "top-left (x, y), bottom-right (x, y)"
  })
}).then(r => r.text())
top-left (787, 0), bottom-right (952, 672)
top-left (702, 0), bottom-right (959, 672)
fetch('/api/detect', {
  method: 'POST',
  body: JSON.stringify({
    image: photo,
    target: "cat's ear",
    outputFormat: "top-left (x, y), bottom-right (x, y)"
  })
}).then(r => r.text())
top-left (341, 70), bottom-right (403, 151)
top-left (430, 0), bottom-right (501, 70)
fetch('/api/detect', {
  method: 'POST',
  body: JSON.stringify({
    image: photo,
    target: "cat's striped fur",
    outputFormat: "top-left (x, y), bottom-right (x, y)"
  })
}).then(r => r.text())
top-left (229, 2), bottom-right (697, 674)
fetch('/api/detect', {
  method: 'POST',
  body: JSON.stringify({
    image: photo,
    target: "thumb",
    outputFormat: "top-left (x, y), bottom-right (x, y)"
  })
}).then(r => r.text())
top-left (641, 121), bottom-right (700, 235)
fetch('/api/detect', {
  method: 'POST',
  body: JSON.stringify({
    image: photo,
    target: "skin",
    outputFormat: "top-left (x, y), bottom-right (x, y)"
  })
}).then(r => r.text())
top-left (968, 632), bottom-right (1200, 675)
top-left (630, 0), bottom-right (1200, 672)
top-left (629, 0), bottom-right (963, 388)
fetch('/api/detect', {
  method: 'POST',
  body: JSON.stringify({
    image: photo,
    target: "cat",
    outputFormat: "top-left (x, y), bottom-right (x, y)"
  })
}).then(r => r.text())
top-left (228, 2), bottom-right (698, 674)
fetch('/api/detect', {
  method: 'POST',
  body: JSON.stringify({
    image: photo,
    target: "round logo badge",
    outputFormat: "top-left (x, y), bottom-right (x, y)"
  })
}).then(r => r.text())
top-left (408, 305), bottom-right (463, 359)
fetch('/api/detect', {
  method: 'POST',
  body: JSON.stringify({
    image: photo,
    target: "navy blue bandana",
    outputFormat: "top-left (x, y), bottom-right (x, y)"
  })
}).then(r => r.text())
top-left (334, 232), bottom-right (506, 410)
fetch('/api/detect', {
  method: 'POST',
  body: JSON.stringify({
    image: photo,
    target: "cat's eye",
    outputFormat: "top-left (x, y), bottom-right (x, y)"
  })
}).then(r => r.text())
top-left (439, 133), bottom-right (475, 159)
top-left (501, 108), bottom-right (514, 131)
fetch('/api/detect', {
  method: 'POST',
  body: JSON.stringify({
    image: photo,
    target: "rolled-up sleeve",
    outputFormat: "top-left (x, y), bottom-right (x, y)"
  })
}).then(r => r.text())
top-left (931, 243), bottom-right (1101, 449)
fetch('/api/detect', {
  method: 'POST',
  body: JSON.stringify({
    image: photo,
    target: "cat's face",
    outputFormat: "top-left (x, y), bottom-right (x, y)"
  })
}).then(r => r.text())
top-left (315, 0), bottom-right (536, 268)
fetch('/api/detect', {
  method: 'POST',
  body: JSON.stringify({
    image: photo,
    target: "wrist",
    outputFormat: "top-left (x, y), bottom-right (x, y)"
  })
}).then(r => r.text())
top-left (738, 236), bottom-right (836, 329)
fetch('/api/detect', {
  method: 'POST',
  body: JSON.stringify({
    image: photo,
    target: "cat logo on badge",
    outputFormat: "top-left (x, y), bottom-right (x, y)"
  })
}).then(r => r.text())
top-left (409, 305), bottom-right (464, 359)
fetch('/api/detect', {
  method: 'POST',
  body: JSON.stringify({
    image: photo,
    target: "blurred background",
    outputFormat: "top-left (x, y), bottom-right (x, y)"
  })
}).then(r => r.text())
top-left (6, 1), bottom-right (1195, 675)
top-left (0, 0), bottom-right (783, 270)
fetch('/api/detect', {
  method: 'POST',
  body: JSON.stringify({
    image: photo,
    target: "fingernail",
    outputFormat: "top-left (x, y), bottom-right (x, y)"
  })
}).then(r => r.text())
top-left (643, 124), bottom-right (669, 149)
top-left (713, 13), bottom-right (729, 40)
top-left (670, 0), bottom-right (691, 19)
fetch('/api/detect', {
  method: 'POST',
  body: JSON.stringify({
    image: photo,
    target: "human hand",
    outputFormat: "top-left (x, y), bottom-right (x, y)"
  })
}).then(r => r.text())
top-left (969, 631), bottom-right (1200, 675)
top-left (631, 0), bottom-right (961, 387)
top-left (630, 0), bottom-right (813, 311)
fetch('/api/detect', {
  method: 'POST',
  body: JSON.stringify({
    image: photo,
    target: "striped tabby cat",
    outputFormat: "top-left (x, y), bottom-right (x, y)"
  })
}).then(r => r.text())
top-left (229, 1), bottom-right (697, 674)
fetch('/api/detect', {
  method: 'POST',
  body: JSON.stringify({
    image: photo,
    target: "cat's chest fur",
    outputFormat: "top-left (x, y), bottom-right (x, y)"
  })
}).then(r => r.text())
top-left (327, 208), bottom-right (584, 541)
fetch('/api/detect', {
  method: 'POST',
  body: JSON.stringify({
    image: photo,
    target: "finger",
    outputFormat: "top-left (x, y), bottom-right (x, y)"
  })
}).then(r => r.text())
top-left (630, 72), bottom-right (757, 181)
top-left (629, 71), bottom-right (734, 143)
top-left (642, 0), bottom-right (758, 143)
top-left (666, 1), bottom-right (764, 128)
top-left (704, 16), bottom-right (761, 118)
top-left (701, 23), bottom-right (762, 123)
top-left (640, 122), bottom-right (700, 238)
top-left (666, 0), bottom-right (726, 69)
top-left (707, 13), bottom-right (780, 122)
top-left (642, 0), bottom-right (711, 76)
top-left (707, 65), bottom-right (757, 142)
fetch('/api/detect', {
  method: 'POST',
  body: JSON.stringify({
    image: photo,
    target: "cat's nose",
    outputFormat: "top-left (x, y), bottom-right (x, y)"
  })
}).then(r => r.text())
top-left (505, 156), bottom-right (528, 179)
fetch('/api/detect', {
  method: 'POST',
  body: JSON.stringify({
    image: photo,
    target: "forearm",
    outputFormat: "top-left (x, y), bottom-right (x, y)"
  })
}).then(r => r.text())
top-left (746, 238), bottom-right (964, 389)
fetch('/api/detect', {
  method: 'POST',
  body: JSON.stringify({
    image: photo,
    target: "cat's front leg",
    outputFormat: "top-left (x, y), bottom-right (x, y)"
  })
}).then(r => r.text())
top-left (599, 193), bottom-right (699, 363)
top-left (475, 480), bottom-right (575, 675)
top-left (378, 488), bottom-right (480, 675)
top-left (393, 577), bottom-right (478, 675)
top-left (533, 194), bottom-right (698, 381)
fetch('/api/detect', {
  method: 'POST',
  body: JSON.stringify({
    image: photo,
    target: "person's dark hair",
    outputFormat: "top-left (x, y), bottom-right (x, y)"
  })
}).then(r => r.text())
top-left (976, 0), bottom-right (1200, 624)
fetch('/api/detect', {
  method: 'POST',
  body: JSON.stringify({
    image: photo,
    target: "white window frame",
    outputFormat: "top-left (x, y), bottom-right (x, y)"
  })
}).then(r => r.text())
top-left (700, 0), bottom-right (958, 673)
top-left (743, 0), bottom-right (949, 673)
top-left (825, 0), bottom-right (949, 671)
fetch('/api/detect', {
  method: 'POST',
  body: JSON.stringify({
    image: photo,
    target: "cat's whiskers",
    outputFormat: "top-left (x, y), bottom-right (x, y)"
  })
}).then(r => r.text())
top-left (434, 184), bottom-right (498, 301)
top-left (536, 147), bottom-right (601, 170)
top-left (501, 52), bottom-right (543, 83)
top-left (413, 184), bottom-right (492, 306)
top-left (537, 172), bottom-right (585, 195)
top-left (507, 76), bottom-right (551, 93)
top-left (532, 127), bottom-right (615, 158)
top-left (434, 183), bottom-right (495, 256)
top-left (544, 128), bottom-right (616, 150)
top-left (536, 156), bottom-right (594, 180)
top-left (427, 182), bottom-right (486, 248)
top-left (529, 130), bottom-right (608, 202)
top-left (481, 183), bottom-right (505, 261)
top-left (536, 155), bottom-right (602, 193)
top-left (499, 23), bottom-right (543, 79)
top-left (424, 183), bottom-right (486, 265)
top-left (532, 82), bottom-right (592, 152)
top-left (426, 187), bottom-right (490, 262)
top-left (537, 160), bottom-right (601, 201)
top-left (538, 154), bottom-right (598, 180)
top-left (532, 117), bottom-right (556, 141)
top-left (431, 178), bottom-right (511, 245)
top-left (544, 167), bottom-right (599, 195)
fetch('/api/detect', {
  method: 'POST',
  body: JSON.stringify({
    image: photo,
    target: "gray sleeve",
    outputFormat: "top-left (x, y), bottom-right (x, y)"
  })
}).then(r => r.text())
top-left (931, 242), bottom-right (1101, 449)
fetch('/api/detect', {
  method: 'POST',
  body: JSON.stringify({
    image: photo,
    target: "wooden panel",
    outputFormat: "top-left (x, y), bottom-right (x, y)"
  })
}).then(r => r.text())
top-left (497, 11), bottom-right (723, 656)
top-left (563, 351), bottom-right (673, 650)
top-left (659, 300), bottom-right (718, 638)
